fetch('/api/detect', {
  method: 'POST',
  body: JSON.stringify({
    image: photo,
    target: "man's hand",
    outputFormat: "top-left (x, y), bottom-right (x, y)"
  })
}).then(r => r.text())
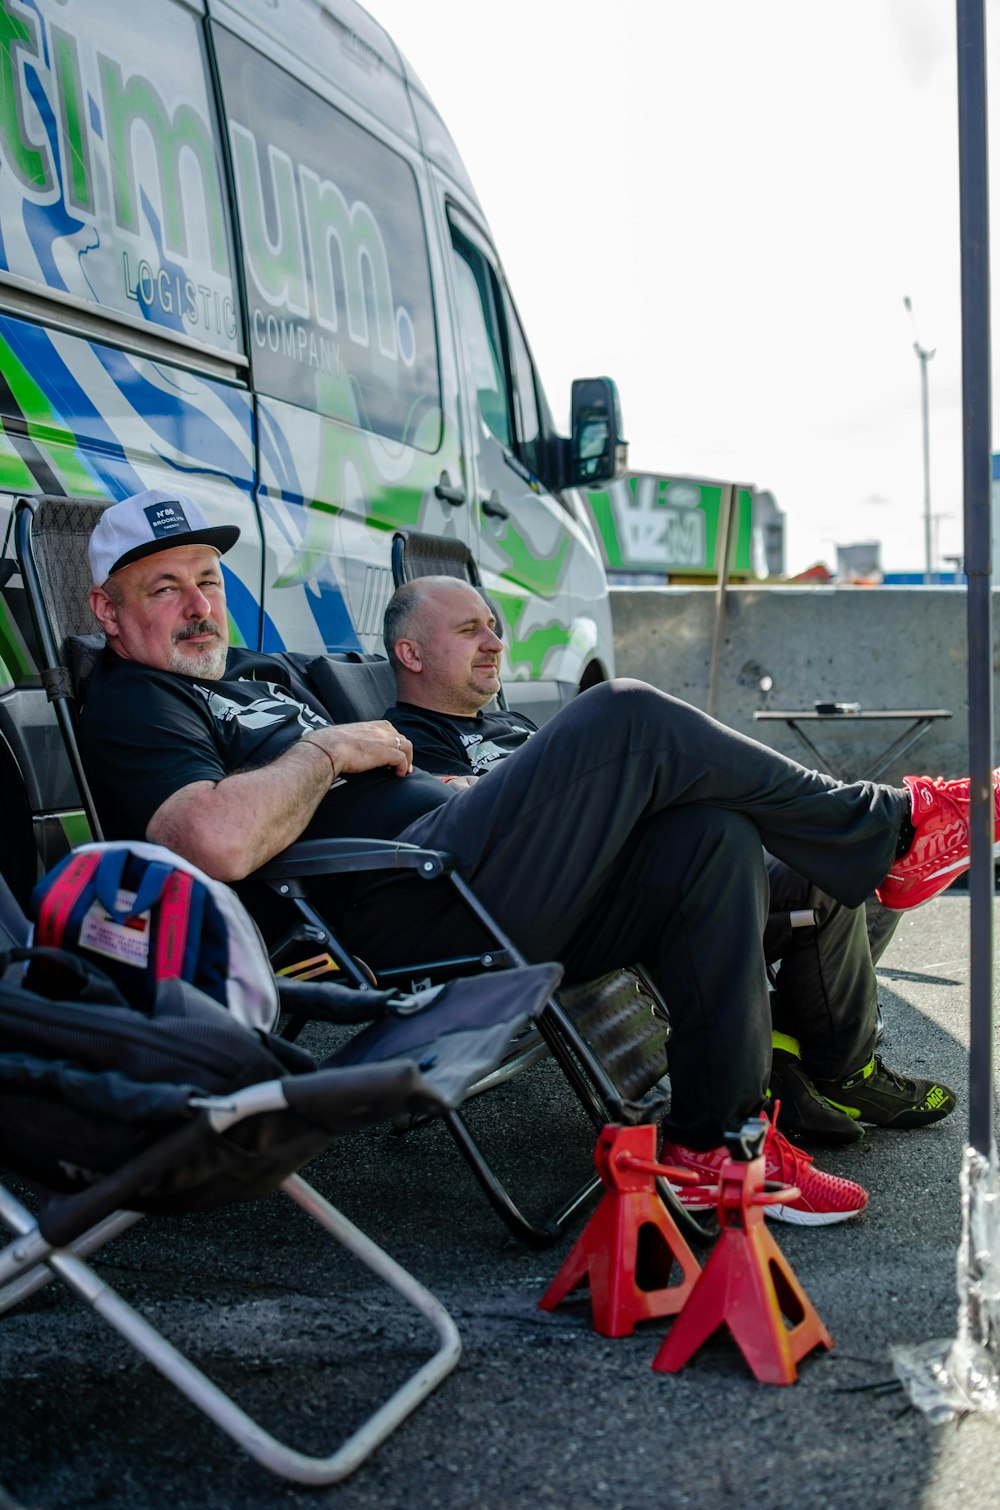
top-left (304, 720), bottom-right (412, 778)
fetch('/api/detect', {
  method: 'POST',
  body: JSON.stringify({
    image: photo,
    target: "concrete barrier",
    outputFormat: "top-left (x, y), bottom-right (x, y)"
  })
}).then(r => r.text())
top-left (610, 584), bottom-right (997, 781)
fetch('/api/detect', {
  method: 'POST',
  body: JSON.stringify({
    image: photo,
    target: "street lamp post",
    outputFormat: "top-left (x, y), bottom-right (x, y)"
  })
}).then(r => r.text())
top-left (904, 295), bottom-right (936, 583)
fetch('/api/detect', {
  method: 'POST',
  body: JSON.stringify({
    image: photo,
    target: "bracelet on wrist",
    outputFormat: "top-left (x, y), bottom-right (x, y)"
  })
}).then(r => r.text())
top-left (301, 734), bottom-right (339, 782)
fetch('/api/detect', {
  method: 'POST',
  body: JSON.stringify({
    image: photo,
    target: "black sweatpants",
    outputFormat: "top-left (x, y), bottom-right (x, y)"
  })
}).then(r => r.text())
top-left (764, 858), bottom-right (900, 1079)
top-left (341, 680), bottom-right (908, 1148)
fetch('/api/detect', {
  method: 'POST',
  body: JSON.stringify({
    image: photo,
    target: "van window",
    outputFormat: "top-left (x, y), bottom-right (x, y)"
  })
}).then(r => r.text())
top-left (451, 238), bottom-right (512, 448)
top-left (214, 25), bottom-right (441, 451)
top-left (0, 0), bottom-right (240, 354)
top-left (507, 303), bottom-right (544, 482)
top-left (451, 224), bottom-right (549, 481)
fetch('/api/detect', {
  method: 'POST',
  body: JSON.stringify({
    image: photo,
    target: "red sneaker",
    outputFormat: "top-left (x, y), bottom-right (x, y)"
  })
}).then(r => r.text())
top-left (662, 1117), bottom-right (868, 1226)
top-left (876, 771), bottom-right (1000, 911)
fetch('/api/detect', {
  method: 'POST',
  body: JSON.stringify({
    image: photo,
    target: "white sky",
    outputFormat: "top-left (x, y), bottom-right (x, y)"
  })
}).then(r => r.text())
top-left (363, 0), bottom-right (1000, 576)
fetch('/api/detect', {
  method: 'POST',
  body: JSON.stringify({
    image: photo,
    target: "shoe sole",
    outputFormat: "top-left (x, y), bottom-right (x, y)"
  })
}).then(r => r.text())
top-left (779, 1120), bottom-right (865, 1148)
top-left (820, 1097), bottom-right (956, 1129)
top-left (764, 1203), bottom-right (865, 1226)
top-left (840, 1105), bottom-right (955, 1129)
top-left (671, 1192), bottom-right (866, 1224)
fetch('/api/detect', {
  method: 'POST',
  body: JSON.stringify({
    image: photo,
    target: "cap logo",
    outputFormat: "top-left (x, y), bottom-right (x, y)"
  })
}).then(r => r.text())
top-left (143, 500), bottom-right (190, 539)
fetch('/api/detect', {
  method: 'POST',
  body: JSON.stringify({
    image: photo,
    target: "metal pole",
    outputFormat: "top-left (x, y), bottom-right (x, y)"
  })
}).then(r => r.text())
top-left (918, 344), bottom-right (934, 582)
top-left (706, 483), bottom-right (736, 720)
top-left (955, 0), bottom-right (993, 1158)
top-left (904, 298), bottom-right (936, 583)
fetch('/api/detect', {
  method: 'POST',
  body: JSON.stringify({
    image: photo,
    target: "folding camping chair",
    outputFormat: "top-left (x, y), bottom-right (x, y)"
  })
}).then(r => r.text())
top-left (0, 860), bottom-right (558, 1485)
top-left (11, 495), bottom-right (685, 1250)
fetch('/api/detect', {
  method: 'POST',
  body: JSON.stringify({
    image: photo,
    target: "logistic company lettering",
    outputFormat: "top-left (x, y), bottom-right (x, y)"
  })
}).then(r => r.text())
top-left (230, 125), bottom-right (408, 381)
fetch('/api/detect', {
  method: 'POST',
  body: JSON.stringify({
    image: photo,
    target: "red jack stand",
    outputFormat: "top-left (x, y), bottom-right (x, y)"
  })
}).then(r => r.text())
top-left (651, 1130), bottom-right (833, 1385)
top-left (539, 1124), bottom-right (701, 1337)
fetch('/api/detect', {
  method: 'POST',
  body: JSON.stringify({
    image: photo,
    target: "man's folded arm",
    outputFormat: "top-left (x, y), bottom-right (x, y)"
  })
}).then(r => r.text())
top-left (146, 722), bottom-right (412, 881)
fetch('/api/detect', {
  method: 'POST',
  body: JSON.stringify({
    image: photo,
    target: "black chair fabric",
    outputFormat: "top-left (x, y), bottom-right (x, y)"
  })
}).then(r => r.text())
top-left (0, 957), bottom-right (550, 1215)
top-left (391, 529), bottom-right (483, 587)
top-left (304, 653), bottom-right (397, 725)
top-left (23, 498), bottom-right (108, 645)
top-left (0, 922), bottom-right (536, 1484)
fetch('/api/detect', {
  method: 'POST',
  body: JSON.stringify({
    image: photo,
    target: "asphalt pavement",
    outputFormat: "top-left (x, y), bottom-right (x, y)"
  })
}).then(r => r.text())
top-left (2, 893), bottom-right (998, 1510)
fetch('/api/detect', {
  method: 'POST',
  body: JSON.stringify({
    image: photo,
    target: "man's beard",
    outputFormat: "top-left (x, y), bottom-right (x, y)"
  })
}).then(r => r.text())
top-left (169, 620), bottom-right (228, 680)
top-left (457, 666), bottom-right (500, 713)
top-left (471, 664), bottom-right (501, 696)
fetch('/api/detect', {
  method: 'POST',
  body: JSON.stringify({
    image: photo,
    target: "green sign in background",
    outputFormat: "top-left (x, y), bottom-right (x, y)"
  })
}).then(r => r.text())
top-left (586, 474), bottom-right (755, 577)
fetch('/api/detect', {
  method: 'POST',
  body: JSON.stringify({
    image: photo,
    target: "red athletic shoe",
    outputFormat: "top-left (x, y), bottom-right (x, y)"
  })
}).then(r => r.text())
top-left (876, 771), bottom-right (1000, 911)
top-left (661, 1116), bottom-right (868, 1226)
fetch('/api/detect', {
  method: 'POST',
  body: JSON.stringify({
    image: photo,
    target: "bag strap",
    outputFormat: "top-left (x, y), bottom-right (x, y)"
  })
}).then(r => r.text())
top-left (94, 852), bottom-right (196, 982)
top-left (34, 849), bottom-right (103, 948)
top-left (95, 850), bottom-right (175, 922)
top-left (1, 945), bottom-right (131, 1007)
top-left (153, 868), bottom-right (195, 980)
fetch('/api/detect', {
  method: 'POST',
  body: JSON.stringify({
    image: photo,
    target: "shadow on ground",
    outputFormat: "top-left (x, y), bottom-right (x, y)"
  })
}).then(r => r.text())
top-left (1, 896), bottom-right (995, 1510)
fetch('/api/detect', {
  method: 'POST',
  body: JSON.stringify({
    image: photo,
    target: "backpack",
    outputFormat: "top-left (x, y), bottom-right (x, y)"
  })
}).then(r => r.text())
top-left (28, 841), bottom-right (279, 1032)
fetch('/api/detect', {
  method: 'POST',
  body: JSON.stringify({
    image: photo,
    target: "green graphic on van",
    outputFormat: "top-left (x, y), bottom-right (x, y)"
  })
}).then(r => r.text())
top-left (0, 332), bottom-right (104, 499)
top-left (495, 596), bottom-right (573, 682)
top-left (0, 0), bottom-right (238, 350)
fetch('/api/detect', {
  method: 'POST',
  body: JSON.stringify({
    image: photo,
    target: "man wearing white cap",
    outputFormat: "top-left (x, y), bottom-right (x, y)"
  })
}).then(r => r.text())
top-left (84, 489), bottom-right (448, 863)
top-left (79, 490), bottom-right (974, 1224)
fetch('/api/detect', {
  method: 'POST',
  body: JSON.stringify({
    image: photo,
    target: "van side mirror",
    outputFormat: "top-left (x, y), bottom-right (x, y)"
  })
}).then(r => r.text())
top-left (570, 377), bottom-right (628, 486)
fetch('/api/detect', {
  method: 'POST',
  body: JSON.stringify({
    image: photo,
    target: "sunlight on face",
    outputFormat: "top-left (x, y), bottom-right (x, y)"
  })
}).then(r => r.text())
top-left (95, 545), bottom-right (230, 678)
top-left (407, 581), bottom-right (503, 715)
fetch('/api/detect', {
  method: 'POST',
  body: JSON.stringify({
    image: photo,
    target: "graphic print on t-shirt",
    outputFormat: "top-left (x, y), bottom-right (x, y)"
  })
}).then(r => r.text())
top-left (192, 678), bottom-right (346, 787)
top-left (459, 723), bottom-right (534, 773)
top-left (196, 680), bottom-right (327, 733)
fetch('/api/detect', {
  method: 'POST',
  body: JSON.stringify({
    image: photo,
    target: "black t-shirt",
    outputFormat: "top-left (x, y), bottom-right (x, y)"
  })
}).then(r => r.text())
top-left (79, 647), bottom-right (451, 842)
top-left (385, 702), bottom-right (538, 776)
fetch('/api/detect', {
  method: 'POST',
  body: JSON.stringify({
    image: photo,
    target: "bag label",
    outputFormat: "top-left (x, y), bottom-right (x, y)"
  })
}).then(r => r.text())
top-left (78, 889), bottom-right (151, 969)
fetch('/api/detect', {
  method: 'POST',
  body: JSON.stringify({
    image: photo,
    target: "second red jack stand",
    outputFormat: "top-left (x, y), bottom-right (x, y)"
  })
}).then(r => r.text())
top-left (651, 1122), bottom-right (833, 1385)
top-left (539, 1123), bottom-right (702, 1337)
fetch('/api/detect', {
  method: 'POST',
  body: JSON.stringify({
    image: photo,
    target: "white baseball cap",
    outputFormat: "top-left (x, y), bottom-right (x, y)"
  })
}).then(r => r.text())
top-left (89, 490), bottom-right (240, 584)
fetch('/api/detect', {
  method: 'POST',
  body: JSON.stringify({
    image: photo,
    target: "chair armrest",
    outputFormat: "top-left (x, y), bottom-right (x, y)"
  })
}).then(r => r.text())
top-left (254, 836), bottom-right (454, 882)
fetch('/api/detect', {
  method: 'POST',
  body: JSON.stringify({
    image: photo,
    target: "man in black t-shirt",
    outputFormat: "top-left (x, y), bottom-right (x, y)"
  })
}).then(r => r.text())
top-left (80, 492), bottom-right (450, 872)
top-left (83, 644), bottom-right (450, 847)
top-left (379, 576), bottom-right (932, 1151)
top-left (80, 493), bottom-right (967, 1224)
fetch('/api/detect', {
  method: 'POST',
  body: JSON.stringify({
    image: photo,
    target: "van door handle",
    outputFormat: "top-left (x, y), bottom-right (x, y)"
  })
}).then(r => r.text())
top-left (434, 472), bottom-right (466, 506)
top-left (481, 494), bottom-right (510, 521)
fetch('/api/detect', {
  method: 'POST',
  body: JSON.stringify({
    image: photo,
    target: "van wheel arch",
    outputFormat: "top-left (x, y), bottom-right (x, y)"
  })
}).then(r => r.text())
top-left (577, 660), bottom-right (607, 696)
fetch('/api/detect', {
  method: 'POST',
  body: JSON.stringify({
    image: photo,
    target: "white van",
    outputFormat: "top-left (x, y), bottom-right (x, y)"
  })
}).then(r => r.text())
top-left (0, 0), bottom-right (625, 884)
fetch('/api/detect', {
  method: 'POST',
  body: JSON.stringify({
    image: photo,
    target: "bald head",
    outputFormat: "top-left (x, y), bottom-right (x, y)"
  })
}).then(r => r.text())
top-left (384, 576), bottom-right (503, 716)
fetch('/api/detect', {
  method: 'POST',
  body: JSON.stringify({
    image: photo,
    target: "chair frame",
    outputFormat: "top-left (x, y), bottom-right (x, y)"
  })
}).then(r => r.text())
top-left (0, 1078), bottom-right (460, 1486)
